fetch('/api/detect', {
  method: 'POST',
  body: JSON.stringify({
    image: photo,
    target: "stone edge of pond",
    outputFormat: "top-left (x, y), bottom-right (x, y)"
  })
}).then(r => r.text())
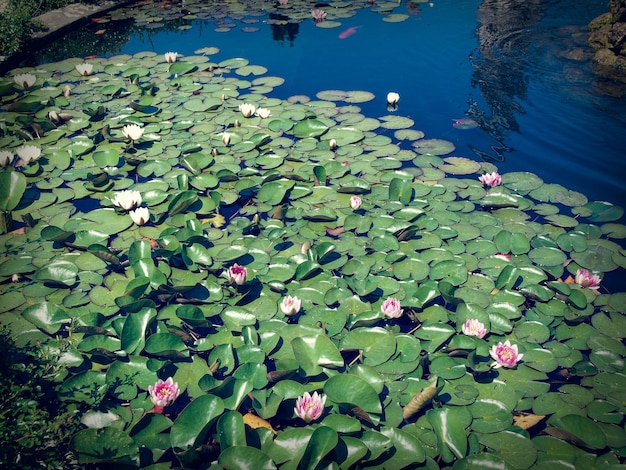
top-left (0, 0), bottom-right (135, 74)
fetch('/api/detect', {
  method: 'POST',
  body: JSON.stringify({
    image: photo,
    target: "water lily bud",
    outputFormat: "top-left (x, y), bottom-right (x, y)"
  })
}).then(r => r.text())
top-left (329, 138), bottom-right (337, 150)
top-left (221, 93), bottom-right (226, 101)
top-left (211, 147), bottom-right (218, 157)
top-left (129, 207), bottom-right (150, 225)
top-left (222, 133), bottom-right (231, 146)
top-left (381, 297), bottom-right (402, 319)
top-left (294, 391), bottom-right (326, 422)
top-left (227, 263), bottom-right (247, 285)
top-left (234, 119), bottom-right (240, 128)
top-left (0, 150), bottom-right (14, 167)
top-left (75, 63), bottom-right (93, 76)
top-left (164, 52), bottom-right (178, 63)
top-left (386, 92), bottom-right (400, 105)
top-left (63, 85), bottom-right (71, 97)
top-left (350, 195), bottom-right (362, 210)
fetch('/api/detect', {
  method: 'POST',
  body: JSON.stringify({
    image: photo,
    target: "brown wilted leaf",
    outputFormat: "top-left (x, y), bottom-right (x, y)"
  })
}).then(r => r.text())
top-left (513, 412), bottom-right (545, 430)
top-left (243, 413), bottom-right (277, 434)
top-left (326, 226), bottom-right (345, 236)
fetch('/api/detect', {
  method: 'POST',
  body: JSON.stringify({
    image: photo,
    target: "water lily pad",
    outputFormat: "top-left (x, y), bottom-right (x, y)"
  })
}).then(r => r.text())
top-left (380, 115), bottom-right (414, 130)
top-left (236, 65), bottom-right (268, 76)
top-left (502, 172), bottom-right (543, 192)
top-left (570, 240), bottom-right (618, 272)
top-left (528, 247), bottom-right (567, 267)
top-left (583, 201), bottom-right (624, 222)
top-left (439, 157), bottom-right (481, 175)
top-left (412, 138), bottom-right (455, 155)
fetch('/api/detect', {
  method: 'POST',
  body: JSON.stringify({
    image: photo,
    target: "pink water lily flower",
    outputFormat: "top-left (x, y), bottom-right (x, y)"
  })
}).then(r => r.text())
top-left (490, 340), bottom-right (523, 368)
top-left (350, 195), bottom-right (362, 210)
top-left (381, 297), bottom-right (402, 319)
top-left (149, 377), bottom-right (180, 408)
top-left (479, 171), bottom-right (502, 187)
top-left (280, 295), bottom-right (301, 316)
top-left (312, 8), bottom-right (327, 23)
top-left (227, 264), bottom-right (247, 285)
top-left (294, 391), bottom-right (326, 422)
top-left (462, 319), bottom-right (487, 339)
top-left (575, 269), bottom-right (601, 290)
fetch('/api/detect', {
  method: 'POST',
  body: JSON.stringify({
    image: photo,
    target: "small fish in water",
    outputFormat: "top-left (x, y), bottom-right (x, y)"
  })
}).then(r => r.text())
top-left (339, 26), bottom-right (361, 39)
top-left (452, 118), bottom-right (478, 130)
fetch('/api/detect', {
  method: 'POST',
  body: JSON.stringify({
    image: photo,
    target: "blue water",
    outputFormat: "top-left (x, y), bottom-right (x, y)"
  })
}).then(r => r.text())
top-left (30, 0), bottom-right (626, 208)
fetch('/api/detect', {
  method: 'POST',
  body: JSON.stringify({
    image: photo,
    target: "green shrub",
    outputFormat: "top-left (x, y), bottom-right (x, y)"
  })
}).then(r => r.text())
top-left (0, 328), bottom-right (83, 469)
top-left (0, 0), bottom-right (74, 57)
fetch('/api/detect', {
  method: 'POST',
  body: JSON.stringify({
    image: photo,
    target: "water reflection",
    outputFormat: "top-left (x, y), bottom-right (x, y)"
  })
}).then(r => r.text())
top-left (468, 0), bottom-right (544, 163)
top-left (268, 12), bottom-right (300, 46)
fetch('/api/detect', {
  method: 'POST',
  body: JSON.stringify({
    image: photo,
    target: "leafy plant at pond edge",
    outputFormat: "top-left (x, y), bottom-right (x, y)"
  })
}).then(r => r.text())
top-left (0, 46), bottom-right (625, 469)
top-left (0, 326), bottom-right (84, 468)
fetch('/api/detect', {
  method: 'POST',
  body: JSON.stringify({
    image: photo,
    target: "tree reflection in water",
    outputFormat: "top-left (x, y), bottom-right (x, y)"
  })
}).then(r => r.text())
top-left (468, 0), bottom-right (544, 163)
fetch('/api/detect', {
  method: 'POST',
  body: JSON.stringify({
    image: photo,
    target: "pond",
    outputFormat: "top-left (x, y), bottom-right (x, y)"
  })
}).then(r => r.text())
top-left (1, 0), bottom-right (626, 468)
top-left (26, 0), bottom-right (626, 209)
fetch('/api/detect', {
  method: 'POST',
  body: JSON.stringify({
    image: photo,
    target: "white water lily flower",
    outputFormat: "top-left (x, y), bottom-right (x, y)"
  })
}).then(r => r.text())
top-left (122, 124), bottom-right (144, 141)
top-left (386, 92), bottom-right (400, 105)
top-left (129, 207), bottom-right (150, 225)
top-left (14, 73), bottom-right (36, 89)
top-left (256, 107), bottom-right (271, 119)
top-left (0, 150), bottom-right (14, 167)
top-left (280, 295), bottom-right (301, 316)
top-left (111, 190), bottom-right (142, 210)
top-left (239, 103), bottom-right (256, 118)
top-left (164, 52), bottom-right (178, 63)
top-left (16, 145), bottom-right (41, 164)
top-left (75, 63), bottom-right (93, 76)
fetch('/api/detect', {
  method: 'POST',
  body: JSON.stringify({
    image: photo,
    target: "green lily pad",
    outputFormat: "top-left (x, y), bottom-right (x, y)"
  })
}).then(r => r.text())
top-left (413, 139), bottom-right (455, 155)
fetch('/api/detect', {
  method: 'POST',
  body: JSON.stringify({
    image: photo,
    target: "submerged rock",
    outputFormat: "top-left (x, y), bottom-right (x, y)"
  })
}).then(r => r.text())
top-left (588, 0), bottom-right (626, 82)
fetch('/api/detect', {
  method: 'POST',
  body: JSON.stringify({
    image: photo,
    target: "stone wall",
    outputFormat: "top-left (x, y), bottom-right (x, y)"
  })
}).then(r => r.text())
top-left (588, 0), bottom-right (626, 81)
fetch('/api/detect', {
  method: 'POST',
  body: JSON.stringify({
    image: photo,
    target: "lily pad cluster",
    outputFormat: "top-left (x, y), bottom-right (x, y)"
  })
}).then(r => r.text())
top-left (88, 0), bottom-right (416, 35)
top-left (1, 47), bottom-right (626, 469)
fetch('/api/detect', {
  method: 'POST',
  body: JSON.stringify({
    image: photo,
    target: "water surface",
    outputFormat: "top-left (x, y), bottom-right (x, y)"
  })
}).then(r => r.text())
top-left (28, 0), bottom-right (626, 208)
